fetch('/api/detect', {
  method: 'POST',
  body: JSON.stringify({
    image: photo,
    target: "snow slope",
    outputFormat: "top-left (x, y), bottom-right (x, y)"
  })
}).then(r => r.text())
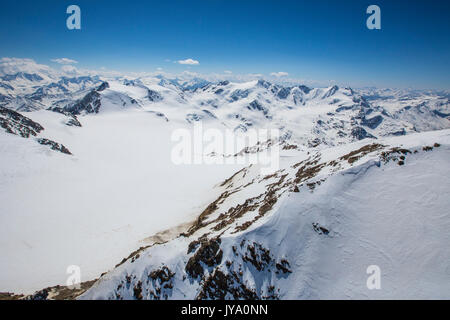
top-left (0, 108), bottom-right (243, 293)
top-left (1, 69), bottom-right (449, 298)
top-left (81, 130), bottom-right (450, 300)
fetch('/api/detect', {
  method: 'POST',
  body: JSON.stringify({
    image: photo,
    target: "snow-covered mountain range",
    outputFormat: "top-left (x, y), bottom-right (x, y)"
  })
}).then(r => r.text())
top-left (0, 66), bottom-right (449, 299)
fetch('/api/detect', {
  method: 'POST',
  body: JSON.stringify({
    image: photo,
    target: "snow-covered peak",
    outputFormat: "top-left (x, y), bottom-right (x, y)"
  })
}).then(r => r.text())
top-left (1, 70), bottom-right (449, 299)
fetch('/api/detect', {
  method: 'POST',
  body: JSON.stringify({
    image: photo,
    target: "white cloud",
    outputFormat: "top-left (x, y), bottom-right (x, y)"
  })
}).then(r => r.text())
top-left (0, 56), bottom-right (333, 87)
top-left (178, 58), bottom-right (200, 65)
top-left (51, 58), bottom-right (78, 65)
top-left (0, 57), bottom-right (55, 77)
top-left (224, 70), bottom-right (232, 74)
top-left (61, 65), bottom-right (78, 75)
top-left (248, 73), bottom-right (263, 78)
top-left (182, 71), bottom-right (200, 77)
top-left (270, 71), bottom-right (289, 77)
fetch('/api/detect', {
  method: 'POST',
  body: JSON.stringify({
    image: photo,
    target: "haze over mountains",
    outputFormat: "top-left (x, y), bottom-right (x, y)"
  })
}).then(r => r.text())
top-left (0, 59), bottom-right (449, 299)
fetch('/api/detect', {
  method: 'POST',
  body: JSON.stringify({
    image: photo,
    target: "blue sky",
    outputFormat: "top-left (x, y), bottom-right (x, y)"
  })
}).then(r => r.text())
top-left (0, 0), bottom-right (449, 89)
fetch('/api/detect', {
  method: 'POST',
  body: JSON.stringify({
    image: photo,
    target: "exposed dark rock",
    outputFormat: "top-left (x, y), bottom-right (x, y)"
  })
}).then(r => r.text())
top-left (298, 85), bottom-right (311, 94)
top-left (147, 266), bottom-right (175, 299)
top-left (352, 95), bottom-right (371, 108)
top-left (64, 90), bottom-right (101, 115)
top-left (242, 242), bottom-right (272, 271)
top-left (28, 84), bottom-right (70, 101)
top-left (277, 87), bottom-right (291, 99)
top-left (148, 110), bottom-right (169, 122)
top-left (64, 82), bottom-right (109, 115)
top-left (247, 100), bottom-right (271, 118)
top-left (380, 147), bottom-right (411, 164)
top-left (149, 266), bottom-right (175, 283)
top-left (248, 100), bottom-right (263, 111)
top-left (0, 292), bottom-right (24, 300)
top-left (340, 143), bottom-right (384, 164)
top-left (202, 109), bottom-right (217, 119)
top-left (433, 110), bottom-right (450, 118)
top-left (230, 89), bottom-right (250, 101)
top-left (37, 138), bottom-right (72, 155)
top-left (351, 126), bottom-right (376, 140)
top-left (308, 137), bottom-right (322, 148)
top-left (257, 79), bottom-right (271, 89)
top-left (133, 281), bottom-right (143, 300)
top-left (275, 259), bottom-right (292, 274)
top-left (0, 106), bottom-right (44, 133)
top-left (185, 238), bottom-right (223, 278)
top-left (0, 93), bottom-right (11, 103)
top-left (66, 117), bottom-right (82, 127)
top-left (22, 279), bottom-right (97, 300)
top-left (196, 268), bottom-right (259, 300)
top-left (25, 289), bottom-right (49, 300)
top-left (194, 240), bottom-right (289, 300)
top-left (0, 107), bottom-right (73, 155)
top-left (96, 81), bottom-right (109, 92)
top-left (49, 107), bottom-right (82, 127)
top-left (186, 113), bottom-right (203, 123)
top-left (234, 124), bottom-right (248, 132)
top-left (59, 76), bottom-right (100, 87)
top-left (0, 117), bottom-right (37, 138)
top-left (0, 106), bottom-right (44, 137)
top-left (187, 235), bottom-right (209, 254)
top-left (322, 85), bottom-right (339, 99)
top-left (147, 89), bottom-right (163, 102)
top-left (0, 82), bottom-right (14, 91)
top-left (336, 105), bottom-right (354, 112)
top-left (195, 241), bottom-right (284, 300)
top-left (361, 115), bottom-right (383, 129)
top-left (390, 128), bottom-right (406, 136)
top-left (312, 222), bottom-right (330, 235)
